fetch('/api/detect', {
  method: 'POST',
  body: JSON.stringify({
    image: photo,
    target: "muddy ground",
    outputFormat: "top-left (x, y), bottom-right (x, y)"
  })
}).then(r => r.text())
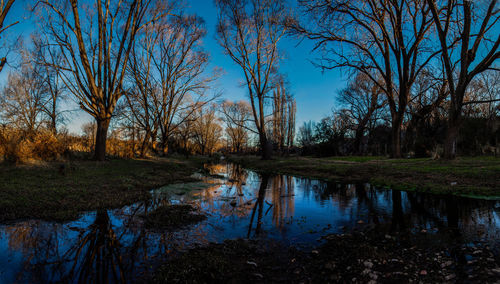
top-left (152, 227), bottom-right (500, 283)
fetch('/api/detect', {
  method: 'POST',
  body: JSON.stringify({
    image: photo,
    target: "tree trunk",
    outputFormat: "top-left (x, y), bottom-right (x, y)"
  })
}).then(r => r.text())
top-left (260, 135), bottom-right (272, 160)
top-left (160, 132), bottom-right (169, 156)
top-left (391, 120), bottom-right (402, 158)
top-left (94, 118), bottom-right (110, 161)
top-left (444, 118), bottom-right (459, 159)
top-left (354, 126), bottom-right (365, 155)
top-left (139, 131), bottom-right (150, 158)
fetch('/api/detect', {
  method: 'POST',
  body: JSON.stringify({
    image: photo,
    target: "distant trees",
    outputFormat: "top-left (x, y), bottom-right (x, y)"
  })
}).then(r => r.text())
top-left (271, 79), bottom-right (296, 152)
top-left (37, 0), bottom-right (158, 161)
top-left (216, 0), bottom-right (288, 159)
top-left (337, 73), bottom-right (385, 154)
top-left (220, 100), bottom-right (253, 153)
top-left (192, 104), bottom-right (223, 155)
top-left (0, 47), bottom-right (47, 135)
top-left (32, 35), bottom-right (67, 135)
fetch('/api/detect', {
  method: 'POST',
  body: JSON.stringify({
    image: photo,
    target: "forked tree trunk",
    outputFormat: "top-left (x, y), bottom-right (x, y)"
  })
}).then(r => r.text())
top-left (94, 118), bottom-right (111, 161)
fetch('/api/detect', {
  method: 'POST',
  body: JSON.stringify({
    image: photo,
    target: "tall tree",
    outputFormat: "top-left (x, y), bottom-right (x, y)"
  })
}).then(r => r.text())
top-left (338, 73), bottom-right (385, 154)
top-left (289, 0), bottom-right (437, 157)
top-left (32, 34), bottom-right (67, 135)
top-left (127, 10), bottom-right (217, 156)
top-left (271, 78), bottom-right (296, 152)
top-left (37, 0), bottom-right (160, 160)
top-left (216, 0), bottom-right (288, 159)
top-left (426, 0), bottom-right (499, 158)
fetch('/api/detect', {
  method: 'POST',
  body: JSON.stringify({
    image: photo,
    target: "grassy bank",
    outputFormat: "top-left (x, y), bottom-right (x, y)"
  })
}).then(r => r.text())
top-left (229, 155), bottom-right (500, 198)
top-left (0, 156), bottom-right (209, 222)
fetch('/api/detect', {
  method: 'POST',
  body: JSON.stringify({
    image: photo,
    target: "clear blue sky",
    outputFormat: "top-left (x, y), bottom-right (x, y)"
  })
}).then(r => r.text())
top-left (2, 0), bottom-right (348, 134)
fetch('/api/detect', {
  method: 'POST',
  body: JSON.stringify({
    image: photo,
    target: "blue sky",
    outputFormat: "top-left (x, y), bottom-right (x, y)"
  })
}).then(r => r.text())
top-left (2, 0), bottom-right (348, 134)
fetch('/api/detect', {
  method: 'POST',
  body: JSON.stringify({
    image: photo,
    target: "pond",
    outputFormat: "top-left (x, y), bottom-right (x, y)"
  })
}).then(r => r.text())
top-left (0, 163), bottom-right (499, 283)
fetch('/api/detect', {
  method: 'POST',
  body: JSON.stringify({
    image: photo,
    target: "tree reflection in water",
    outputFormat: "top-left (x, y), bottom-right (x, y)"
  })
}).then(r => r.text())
top-left (63, 210), bottom-right (124, 283)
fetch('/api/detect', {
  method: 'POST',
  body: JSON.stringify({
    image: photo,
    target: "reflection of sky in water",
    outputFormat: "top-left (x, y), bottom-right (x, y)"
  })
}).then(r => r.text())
top-left (0, 163), bottom-right (499, 283)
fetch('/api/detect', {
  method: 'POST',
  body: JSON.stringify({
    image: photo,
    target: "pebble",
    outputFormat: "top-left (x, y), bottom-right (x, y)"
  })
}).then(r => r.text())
top-left (325, 261), bottom-right (336, 270)
top-left (246, 261), bottom-right (257, 267)
top-left (253, 273), bottom-right (263, 279)
top-left (364, 261), bottom-right (374, 269)
top-left (445, 274), bottom-right (456, 280)
top-left (441, 260), bottom-right (453, 268)
top-left (419, 270), bottom-right (427, 275)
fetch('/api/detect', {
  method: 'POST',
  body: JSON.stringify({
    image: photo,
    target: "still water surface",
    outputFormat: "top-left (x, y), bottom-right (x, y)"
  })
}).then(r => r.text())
top-left (0, 163), bottom-right (499, 282)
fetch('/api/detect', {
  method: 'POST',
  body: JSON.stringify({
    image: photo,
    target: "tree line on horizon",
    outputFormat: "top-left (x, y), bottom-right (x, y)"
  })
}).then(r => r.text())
top-left (0, 0), bottom-right (498, 162)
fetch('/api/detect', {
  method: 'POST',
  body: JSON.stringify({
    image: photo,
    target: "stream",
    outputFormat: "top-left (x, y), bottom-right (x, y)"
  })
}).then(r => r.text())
top-left (0, 163), bottom-right (499, 283)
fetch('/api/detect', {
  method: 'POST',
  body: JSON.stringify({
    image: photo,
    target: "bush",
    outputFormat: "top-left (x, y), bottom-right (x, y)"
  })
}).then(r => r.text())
top-left (0, 126), bottom-right (70, 164)
top-left (31, 130), bottom-right (66, 160)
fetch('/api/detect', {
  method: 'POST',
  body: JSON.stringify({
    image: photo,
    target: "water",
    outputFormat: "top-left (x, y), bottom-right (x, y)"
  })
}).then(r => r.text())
top-left (0, 163), bottom-right (499, 283)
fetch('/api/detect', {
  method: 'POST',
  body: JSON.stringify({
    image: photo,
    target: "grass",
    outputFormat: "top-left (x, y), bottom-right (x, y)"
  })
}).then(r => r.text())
top-left (0, 156), bottom-right (210, 222)
top-left (228, 155), bottom-right (500, 198)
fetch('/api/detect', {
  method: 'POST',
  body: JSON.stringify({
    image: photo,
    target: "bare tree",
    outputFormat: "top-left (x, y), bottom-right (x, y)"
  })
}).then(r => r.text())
top-left (271, 78), bottom-right (296, 152)
top-left (298, 121), bottom-right (315, 148)
top-left (220, 100), bottom-right (253, 153)
top-left (338, 73), bottom-right (385, 154)
top-left (192, 104), bottom-right (223, 155)
top-left (216, 0), bottom-right (288, 159)
top-left (426, 0), bottom-right (499, 158)
top-left (127, 9), bottom-right (218, 156)
top-left (32, 34), bottom-right (67, 135)
top-left (36, 0), bottom-right (160, 160)
top-left (0, 51), bottom-right (47, 135)
top-left (0, 0), bottom-right (18, 73)
top-left (289, 0), bottom-right (438, 158)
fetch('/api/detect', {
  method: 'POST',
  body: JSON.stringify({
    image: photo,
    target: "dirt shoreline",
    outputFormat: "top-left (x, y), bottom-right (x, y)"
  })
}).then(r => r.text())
top-left (152, 227), bottom-right (500, 283)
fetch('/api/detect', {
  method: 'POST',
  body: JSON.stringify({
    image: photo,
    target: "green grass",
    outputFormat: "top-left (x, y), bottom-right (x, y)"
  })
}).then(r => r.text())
top-left (229, 155), bottom-right (500, 198)
top-left (0, 156), bottom-right (210, 222)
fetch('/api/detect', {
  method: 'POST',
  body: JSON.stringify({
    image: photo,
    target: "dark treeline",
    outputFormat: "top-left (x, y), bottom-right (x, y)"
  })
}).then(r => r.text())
top-left (298, 70), bottom-right (499, 158)
top-left (0, 0), bottom-right (498, 162)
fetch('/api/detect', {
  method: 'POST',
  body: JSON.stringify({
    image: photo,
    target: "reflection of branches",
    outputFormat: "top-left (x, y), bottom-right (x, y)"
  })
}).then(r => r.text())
top-left (63, 210), bottom-right (125, 283)
top-left (247, 174), bottom-right (269, 238)
top-left (270, 175), bottom-right (295, 230)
